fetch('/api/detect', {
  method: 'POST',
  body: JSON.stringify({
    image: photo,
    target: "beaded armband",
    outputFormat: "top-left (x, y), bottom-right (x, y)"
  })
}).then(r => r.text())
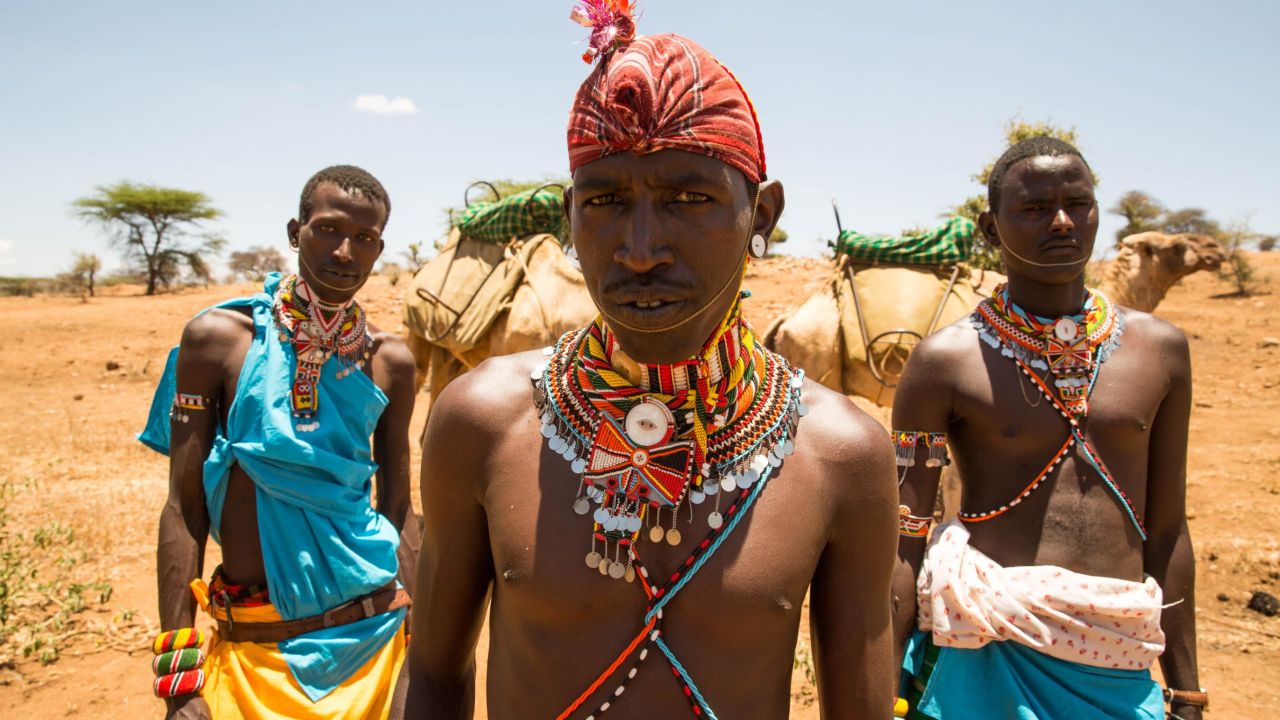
top-left (151, 628), bottom-right (206, 698)
top-left (893, 431), bottom-right (950, 469)
top-left (898, 505), bottom-right (932, 538)
top-left (170, 393), bottom-right (212, 424)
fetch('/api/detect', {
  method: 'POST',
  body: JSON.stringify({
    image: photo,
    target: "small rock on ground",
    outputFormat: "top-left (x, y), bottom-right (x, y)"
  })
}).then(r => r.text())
top-left (1247, 590), bottom-right (1279, 617)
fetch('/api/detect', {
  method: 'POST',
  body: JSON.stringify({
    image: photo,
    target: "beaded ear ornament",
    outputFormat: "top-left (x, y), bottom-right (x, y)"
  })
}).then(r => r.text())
top-left (532, 316), bottom-right (806, 582)
top-left (271, 274), bottom-right (373, 432)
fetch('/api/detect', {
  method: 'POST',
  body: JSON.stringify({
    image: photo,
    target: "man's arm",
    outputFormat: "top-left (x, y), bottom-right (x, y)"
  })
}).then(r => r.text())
top-left (808, 390), bottom-right (898, 717)
top-left (393, 365), bottom-right (498, 719)
top-left (1142, 324), bottom-right (1201, 719)
top-left (372, 334), bottom-right (416, 534)
top-left (156, 311), bottom-right (235, 720)
top-left (889, 332), bottom-right (956, 668)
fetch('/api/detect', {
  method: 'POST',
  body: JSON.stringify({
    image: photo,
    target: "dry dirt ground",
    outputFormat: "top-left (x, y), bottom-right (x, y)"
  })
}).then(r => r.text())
top-left (0, 254), bottom-right (1277, 718)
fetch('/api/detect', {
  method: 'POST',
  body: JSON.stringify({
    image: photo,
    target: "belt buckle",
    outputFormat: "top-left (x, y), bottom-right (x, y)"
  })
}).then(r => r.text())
top-left (361, 596), bottom-right (376, 618)
top-left (215, 591), bottom-right (235, 638)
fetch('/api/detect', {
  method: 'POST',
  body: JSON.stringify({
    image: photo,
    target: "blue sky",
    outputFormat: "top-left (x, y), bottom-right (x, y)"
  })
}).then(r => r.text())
top-left (1, 1), bottom-right (1277, 277)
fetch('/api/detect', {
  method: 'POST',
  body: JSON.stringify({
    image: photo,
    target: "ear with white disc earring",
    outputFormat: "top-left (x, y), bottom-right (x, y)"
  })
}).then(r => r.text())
top-left (748, 233), bottom-right (768, 259)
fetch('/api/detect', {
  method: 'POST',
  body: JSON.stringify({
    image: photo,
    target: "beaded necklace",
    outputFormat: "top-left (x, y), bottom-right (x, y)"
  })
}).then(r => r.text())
top-left (966, 285), bottom-right (1146, 540)
top-left (271, 274), bottom-right (373, 432)
top-left (532, 301), bottom-right (806, 719)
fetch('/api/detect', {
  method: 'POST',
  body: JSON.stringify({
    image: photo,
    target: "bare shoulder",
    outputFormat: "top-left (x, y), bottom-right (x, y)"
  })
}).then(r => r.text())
top-left (912, 315), bottom-right (979, 369)
top-left (897, 315), bottom-right (979, 397)
top-left (180, 306), bottom-right (253, 361)
top-left (1117, 306), bottom-right (1189, 353)
top-left (428, 349), bottom-right (543, 441)
top-left (368, 325), bottom-right (416, 379)
top-left (795, 379), bottom-right (895, 514)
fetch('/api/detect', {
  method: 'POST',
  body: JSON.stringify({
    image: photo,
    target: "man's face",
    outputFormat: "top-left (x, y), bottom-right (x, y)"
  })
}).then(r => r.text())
top-left (982, 155), bottom-right (1098, 283)
top-left (287, 182), bottom-right (386, 303)
top-left (566, 150), bottom-right (777, 364)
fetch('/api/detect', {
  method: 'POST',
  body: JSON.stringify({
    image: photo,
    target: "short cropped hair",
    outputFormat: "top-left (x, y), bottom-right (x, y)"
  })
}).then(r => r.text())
top-left (299, 165), bottom-right (391, 227)
top-left (987, 137), bottom-right (1090, 213)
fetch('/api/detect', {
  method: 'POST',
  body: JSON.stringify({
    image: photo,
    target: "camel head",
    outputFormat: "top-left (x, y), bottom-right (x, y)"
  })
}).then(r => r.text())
top-left (1102, 232), bottom-right (1227, 312)
top-left (1118, 232), bottom-right (1225, 277)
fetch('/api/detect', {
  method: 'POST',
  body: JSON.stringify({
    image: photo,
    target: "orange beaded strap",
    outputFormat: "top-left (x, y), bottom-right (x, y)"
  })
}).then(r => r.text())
top-left (958, 360), bottom-right (1147, 540)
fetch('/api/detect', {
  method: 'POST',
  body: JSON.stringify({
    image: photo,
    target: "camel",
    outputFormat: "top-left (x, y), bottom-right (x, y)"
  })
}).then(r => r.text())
top-left (763, 231), bottom-right (1225, 407)
top-left (404, 233), bottom-right (595, 416)
top-left (1098, 232), bottom-right (1224, 312)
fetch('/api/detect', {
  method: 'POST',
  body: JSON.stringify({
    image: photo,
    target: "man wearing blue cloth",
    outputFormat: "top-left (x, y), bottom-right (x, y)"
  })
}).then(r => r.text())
top-left (141, 165), bottom-right (418, 719)
top-left (891, 137), bottom-right (1205, 719)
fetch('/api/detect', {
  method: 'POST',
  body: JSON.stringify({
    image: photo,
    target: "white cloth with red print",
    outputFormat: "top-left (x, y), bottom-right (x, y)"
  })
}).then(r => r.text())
top-left (917, 520), bottom-right (1166, 670)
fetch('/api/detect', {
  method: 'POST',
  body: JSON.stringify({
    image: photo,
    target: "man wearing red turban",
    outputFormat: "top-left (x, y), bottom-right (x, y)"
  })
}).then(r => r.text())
top-left (397, 5), bottom-right (898, 718)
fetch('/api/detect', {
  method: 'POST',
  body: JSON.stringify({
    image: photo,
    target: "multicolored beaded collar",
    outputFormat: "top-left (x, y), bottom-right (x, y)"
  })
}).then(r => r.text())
top-left (973, 284), bottom-right (1122, 418)
top-left (532, 301), bottom-right (806, 718)
top-left (965, 285), bottom-right (1145, 540)
top-left (271, 274), bottom-right (372, 432)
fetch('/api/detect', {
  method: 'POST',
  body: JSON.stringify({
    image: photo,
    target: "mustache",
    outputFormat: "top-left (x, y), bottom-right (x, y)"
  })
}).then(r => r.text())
top-left (599, 273), bottom-right (694, 296)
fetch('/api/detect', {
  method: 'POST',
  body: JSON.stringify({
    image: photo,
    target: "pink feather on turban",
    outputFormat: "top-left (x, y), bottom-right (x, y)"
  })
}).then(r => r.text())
top-left (566, 13), bottom-right (767, 184)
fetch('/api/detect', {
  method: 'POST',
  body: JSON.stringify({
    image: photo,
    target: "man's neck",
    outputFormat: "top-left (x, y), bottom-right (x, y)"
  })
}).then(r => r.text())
top-left (1005, 273), bottom-right (1088, 318)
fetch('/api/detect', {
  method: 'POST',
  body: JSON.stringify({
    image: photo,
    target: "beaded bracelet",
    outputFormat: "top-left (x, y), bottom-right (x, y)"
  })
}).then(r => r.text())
top-left (898, 505), bottom-right (932, 538)
top-left (152, 629), bottom-right (206, 699)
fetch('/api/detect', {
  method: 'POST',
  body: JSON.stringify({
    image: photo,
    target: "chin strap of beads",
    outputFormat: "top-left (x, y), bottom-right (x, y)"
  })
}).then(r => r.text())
top-left (170, 393), bottom-right (211, 424)
top-left (898, 505), bottom-right (932, 538)
top-left (151, 628), bottom-right (206, 699)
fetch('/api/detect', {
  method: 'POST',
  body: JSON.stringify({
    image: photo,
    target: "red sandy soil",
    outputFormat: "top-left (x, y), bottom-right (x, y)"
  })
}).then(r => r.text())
top-left (0, 254), bottom-right (1276, 718)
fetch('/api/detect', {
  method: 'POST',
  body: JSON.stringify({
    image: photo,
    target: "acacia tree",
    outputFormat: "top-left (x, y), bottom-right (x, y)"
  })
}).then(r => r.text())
top-left (71, 252), bottom-right (102, 296)
top-left (228, 245), bottom-right (287, 283)
top-left (73, 182), bottom-right (224, 295)
top-left (952, 120), bottom-right (1091, 271)
top-left (1108, 191), bottom-right (1166, 243)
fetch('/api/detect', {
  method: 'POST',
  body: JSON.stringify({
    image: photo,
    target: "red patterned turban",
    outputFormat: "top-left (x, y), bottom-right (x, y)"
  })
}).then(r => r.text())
top-left (567, 32), bottom-right (767, 183)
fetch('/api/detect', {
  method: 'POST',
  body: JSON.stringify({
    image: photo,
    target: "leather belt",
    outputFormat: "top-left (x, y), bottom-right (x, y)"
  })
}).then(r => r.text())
top-left (213, 582), bottom-right (410, 644)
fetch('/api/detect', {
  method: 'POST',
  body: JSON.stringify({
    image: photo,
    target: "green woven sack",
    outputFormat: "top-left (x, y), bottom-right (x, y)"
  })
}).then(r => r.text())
top-left (833, 217), bottom-right (975, 266)
top-left (456, 187), bottom-right (565, 244)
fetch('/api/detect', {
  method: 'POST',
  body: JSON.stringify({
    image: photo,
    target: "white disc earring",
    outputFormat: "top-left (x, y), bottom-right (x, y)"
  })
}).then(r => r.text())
top-left (749, 233), bottom-right (768, 258)
top-left (566, 244), bottom-right (582, 272)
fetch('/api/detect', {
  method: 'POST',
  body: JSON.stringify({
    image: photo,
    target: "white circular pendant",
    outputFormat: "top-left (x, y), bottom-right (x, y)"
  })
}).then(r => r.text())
top-left (1054, 317), bottom-right (1079, 342)
top-left (625, 398), bottom-right (674, 447)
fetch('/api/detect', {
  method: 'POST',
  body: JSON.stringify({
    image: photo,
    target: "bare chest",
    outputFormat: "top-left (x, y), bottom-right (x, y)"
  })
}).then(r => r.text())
top-left (482, 423), bottom-right (825, 640)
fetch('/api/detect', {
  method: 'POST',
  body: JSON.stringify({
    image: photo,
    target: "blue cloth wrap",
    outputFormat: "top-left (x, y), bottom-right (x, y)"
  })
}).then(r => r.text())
top-left (902, 630), bottom-right (1164, 719)
top-left (139, 273), bottom-right (404, 701)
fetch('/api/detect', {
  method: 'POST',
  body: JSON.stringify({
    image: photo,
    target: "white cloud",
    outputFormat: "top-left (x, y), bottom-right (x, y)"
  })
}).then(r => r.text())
top-left (352, 95), bottom-right (418, 115)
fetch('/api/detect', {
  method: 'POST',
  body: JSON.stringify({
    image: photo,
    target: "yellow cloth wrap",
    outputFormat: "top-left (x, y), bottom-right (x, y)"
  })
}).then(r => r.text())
top-left (190, 579), bottom-right (406, 719)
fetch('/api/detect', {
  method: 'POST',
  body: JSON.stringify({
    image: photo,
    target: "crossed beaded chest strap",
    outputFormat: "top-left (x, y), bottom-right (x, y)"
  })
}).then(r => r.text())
top-left (557, 466), bottom-right (777, 720)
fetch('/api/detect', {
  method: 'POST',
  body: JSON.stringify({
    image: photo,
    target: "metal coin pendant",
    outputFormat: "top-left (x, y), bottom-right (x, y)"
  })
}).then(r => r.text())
top-left (1054, 317), bottom-right (1079, 342)
top-left (649, 525), bottom-right (665, 543)
top-left (665, 527), bottom-right (682, 546)
top-left (625, 398), bottom-right (674, 447)
top-left (625, 565), bottom-right (636, 583)
top-left (708, 512), bottom-right (724, 530)
top-left (586, 551), bottom-right (603, 568)
top-left (573, 497), bottom-right (591, 515)
top-left (609, 561), bottom-right (626, 579)
top-left (598, 558), bottom-right (610, 575)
